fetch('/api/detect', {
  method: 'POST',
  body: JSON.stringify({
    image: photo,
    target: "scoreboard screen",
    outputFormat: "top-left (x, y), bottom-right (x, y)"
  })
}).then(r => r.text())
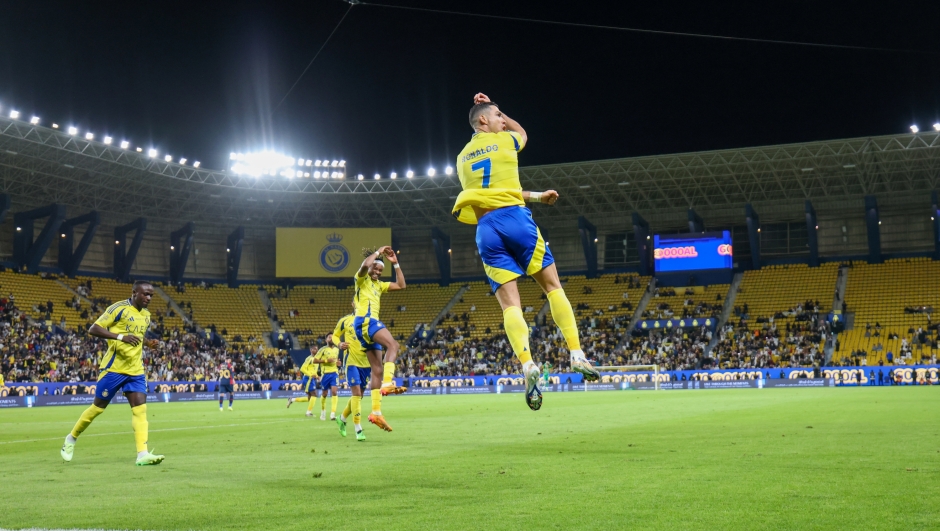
top-left (653, 231), bottom-right (733, 273)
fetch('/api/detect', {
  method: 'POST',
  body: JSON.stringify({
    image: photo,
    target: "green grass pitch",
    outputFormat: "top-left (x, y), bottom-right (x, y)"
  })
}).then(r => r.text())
top-left (0, 388), bottom-right (937, 530)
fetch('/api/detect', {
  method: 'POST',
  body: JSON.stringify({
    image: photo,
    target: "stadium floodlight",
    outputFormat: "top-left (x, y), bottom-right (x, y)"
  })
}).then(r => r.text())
top-left (390, 172), bottom-right (397, 179)
top-left (315, 160), bottom-right (322, 166)
top-left (51, 123), bottom-right (59, 129)
top-left (170, 245), bottom-right (175, 251)
top-left (427, 167), bottom-right (436, 177)
top-left (30, 116), bottom-right (39, 125)
top-left (226, 248), bottom-right (231, 253)
top-left (339, 160), bottom-right (346, 167)
top-left (331, 160), bottom-right (339, 167)
top-left (15, 227), bottom-right (21, 232)
top-left (910, 125), bottom-right (919, 133)
top-left (103, 136), bottom-right (112, 145)
top-left (61, 233), bottom-right (66, 238)
top-left (357, 174), bottom-right (364, 180)
top-left (85, 132), bottom-right (94, 140)
top-left (148, 149), bottom-right (158, 158)
top-left (68, 126), bottom-right (78, 135)
top-left (193, 161), bottom-right (200, 168)
top-left (115, 240), bottom-right (120, 245)
top-left (406, 170), bottom-right (414, 178)
top-left (445, 166), bottom-right (453, 175)
top-left (229, 150), bottom-right (296, 178)
top-left (314, 171), bottom-right (321, 178)
top-left (136, 147), bottom-right (143, 152)
top-left (374, 173), bottom-right (381, 180)
top-left (305, 160), bottom-right (312, 167)
top-left (9, 110), bottom-right (19, 119)
top-left (934, 123), bottom-right (940, 132)
top-left (179, 158), bottom-right (187, 165)
top-left (164, 155), bottom-right (172, 162)
top-left (296, 157), bottom-right (305, 166)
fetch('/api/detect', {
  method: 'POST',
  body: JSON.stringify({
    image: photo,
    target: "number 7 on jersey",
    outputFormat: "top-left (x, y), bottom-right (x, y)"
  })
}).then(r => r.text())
top-left (471, 158), bottom-right (492, 188)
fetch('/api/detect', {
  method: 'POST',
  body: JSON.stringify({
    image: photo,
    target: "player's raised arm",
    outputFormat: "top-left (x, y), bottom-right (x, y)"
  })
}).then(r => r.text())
top-left (357, 246), bottom-right (390, 278)
top-left (473, 92), bottom-right (527, 146)
top-left (384, 248), bottom-right (406, 291)
top-left (522, 190), bottom-right (559, 206)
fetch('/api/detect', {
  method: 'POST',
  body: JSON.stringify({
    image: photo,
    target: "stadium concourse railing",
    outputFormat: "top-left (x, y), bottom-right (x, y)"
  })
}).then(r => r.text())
top-left (3, 366), bottom-right (937, 408)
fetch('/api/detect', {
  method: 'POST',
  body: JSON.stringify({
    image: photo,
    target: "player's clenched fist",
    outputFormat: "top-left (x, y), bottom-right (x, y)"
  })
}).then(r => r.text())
top-left (473, 93), bottom-right (491, 104)
top-left (542, 190), bottom-right (559, 205)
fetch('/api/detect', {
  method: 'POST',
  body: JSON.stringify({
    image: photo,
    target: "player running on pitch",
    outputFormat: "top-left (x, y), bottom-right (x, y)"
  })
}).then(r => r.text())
top-left (60, 280), bottom-right (164, 466)
top-left (287, 346), bottom-right (320, 417)
top-left (218, 359), bottom-right (235, 411)
top-left (452, 93), bottom-right (600, 411)
top-left (332, 311), bottom-right (369, 441)
top-left (354, 246), bottom-right (407, 432)
top-left (313, 337), bottom-right (341, 420)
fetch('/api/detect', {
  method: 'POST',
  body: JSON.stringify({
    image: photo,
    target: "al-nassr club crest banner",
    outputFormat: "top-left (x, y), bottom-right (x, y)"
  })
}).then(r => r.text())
top-left (276, 227), bottom-right (391, 278)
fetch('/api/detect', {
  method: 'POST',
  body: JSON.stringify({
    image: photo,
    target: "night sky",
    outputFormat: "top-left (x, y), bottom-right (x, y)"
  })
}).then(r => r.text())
top-left (1, 1), bottom-right (938, 178)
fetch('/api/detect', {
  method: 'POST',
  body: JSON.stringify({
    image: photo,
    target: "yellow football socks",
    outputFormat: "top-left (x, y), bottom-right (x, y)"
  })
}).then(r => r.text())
top-left (342, 399), bottom-right (352, 420)
top-left (70, 404), bottom-right (104, 438)
top-left (503, 305), bottom-right (532, 365)
top-left (371, 389), bottom-right (382, 414)
top-left (321, 396), bottom-right (327, 411)
top-left (331, 395), bottom-right (338, 414)
top-left (350, 396), bottom-right (362, 425)
top-left (131, 404), bottom-right (148, 453)
top-left (382, 362), bottom-right (396, 384)
top-left (307, 398), bottom-right (315, 413)
top-left (547, 289), bottom-right (582, 351)
top-left (293, 396), bottom-right (309, 403)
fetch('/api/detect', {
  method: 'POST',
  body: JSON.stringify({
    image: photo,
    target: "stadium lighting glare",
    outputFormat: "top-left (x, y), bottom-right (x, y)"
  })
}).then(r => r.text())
top-left (934, 123), bottom-right (940, 132)
top-left (103, 136), bottom-right (112, 145)
top-left (374, 173), bottom-right (381, 180)
top-left (357, 174), bottom-right (364, 180)
top-left (226, 248), bottom-right (231, 253)
top-left (339, 160), bottom-right (346, 167)
top-left (170, 246), bottom-right (175, 251)
top-left (193, 161), bottom-right (201, 168)
top-left (136, 147), bottom-right (143, 152)
top-left (315, 160), bottom-right (322, 166)
top-left (314, 171), bottom-right (321, 178)
top-left (51, 123), bottom-right (59, 129)
top-left (304, 172), bottom-right (310, 177)
top-left (148, 149), bottom-right (158, 158)
top-left (164, 155), bottom-right (172, 162)
top-left (15, 227), bottom-right (21, 232)
top-left (447, 249), bottom-right (452, 253)
top-left (179, 158), bottom-right (187, 165)
top-left (296, 157), bottom-right (305, 166)
top-left (878, 220), bottom-right (882, 225)
top-left (910, 125), bottom-right (919, 133)
top-left (9, 110), bottom-right (19, 119)
top-left (61, 233), bottom-right (66, 238)
top-left (815, 225), bottom-right (819, 230)
top-left (115, 240), bottom-right (120, 245)
top-left (305, 160), bottom-right (312, 167)
top-left (390, 172), bottom-right (397, 179)
top-left (445, 166), bottom-right (453, 175)
top-left (85, 132), bottom-right (94, 140)
top-left (30, 116), bottom-right (39, 125)
top-left (68, 126), bottom-right (78, 135)
top-left (229, 151), bottom-right (297, 178)
top-left (427, 168), bottom-right (436, 177)
top-left (230, 153), bottom-right (237, 160)
top-left (593, 238), bottom-right (598, 243)
top-left (331, 160), bottom-right (339, 167)
top-left (757, 228), bottom-right (761, 233)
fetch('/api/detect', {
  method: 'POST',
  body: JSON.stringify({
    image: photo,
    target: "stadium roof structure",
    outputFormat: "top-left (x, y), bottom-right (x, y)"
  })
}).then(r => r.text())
top-left (1, 114), bottom-right (938, 229)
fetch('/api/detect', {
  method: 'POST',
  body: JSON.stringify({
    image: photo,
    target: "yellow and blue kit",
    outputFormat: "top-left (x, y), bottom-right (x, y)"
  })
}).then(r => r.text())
top-left (315, 346), bottom-right (340, 388)
top-left (299, 355), bottom-right (318, 393)
top-left (452, 130), bottom-right (553, 292)
top-left (353, 272), bottom-right (390, 351)
top-left (93, 299), bottom-right (151, 401)
top-left (333, 314), bottom-right (371, 389)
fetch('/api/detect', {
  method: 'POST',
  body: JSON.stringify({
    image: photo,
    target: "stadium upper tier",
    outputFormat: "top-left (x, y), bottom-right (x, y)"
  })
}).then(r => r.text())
top-left (61, 276), bottom-right (186, 332)
top-left (2, 112), bottom-right (938, 228)
top-left (734, 263), bottom-right (839, 332)
top-left (0, 271), bottom-right (86, 329)
top-left (173, 285), bottom-right (270, 347)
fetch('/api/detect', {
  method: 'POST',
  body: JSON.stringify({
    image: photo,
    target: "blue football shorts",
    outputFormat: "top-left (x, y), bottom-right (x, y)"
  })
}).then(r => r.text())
top-left (95, 372), bottom-right (147, 402)
top-left (346, 365), bottom-right (371, 388)
top-left (300, 375), bottom-right (318, 393)
top-left (353, 315), bottom-right (385, 351)
top-left (320, 373), bottom-right (338, 389)
top-left (476, 206), bottom-right (554, 292)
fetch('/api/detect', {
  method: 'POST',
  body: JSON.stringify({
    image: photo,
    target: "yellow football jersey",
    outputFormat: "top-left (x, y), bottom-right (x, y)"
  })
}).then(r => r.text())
top-left (95, 299), bottom-right (151, 376)
top-left (315, 346), bottom-right (340, 374)
top-left (332, 314), bottom-right (368, 368)
top-left (300, 355), bottom-right (317, 377)
top-left (452, 130), bottom-right (527, 225)
top-left (354, 273), bottom-right (389, 319)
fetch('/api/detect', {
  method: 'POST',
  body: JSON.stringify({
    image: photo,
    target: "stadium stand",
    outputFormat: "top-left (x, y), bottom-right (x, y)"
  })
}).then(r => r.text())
top-left (643, 283), bottom-right (727, 320)
top-left (839, 258), bottom-right (940, 366)
top-left (0, 271), bottom-right (87, 330)
top-left (445, 277), bottom-right (544, 339)
top-left (712, 263), bottom-right (838, 368)
top-left (172, 284), bottom-right (270, 347)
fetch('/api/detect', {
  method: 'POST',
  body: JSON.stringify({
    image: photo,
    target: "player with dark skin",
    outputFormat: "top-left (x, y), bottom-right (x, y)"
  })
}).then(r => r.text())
top-left (87, 282), bottom-right (159, 410)
top-left (357, 246), bottom-right (406, 394)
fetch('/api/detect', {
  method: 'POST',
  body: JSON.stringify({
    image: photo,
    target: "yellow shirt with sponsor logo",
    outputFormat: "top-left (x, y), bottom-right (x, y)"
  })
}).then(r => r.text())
top-left (315, 346), bottom-right (340, 375)
top-left (95, 299), bottom-right (151, 376)
top-left (332, 314), bottom-right (368, 368)
top-left (354, 273), bottom-right (389, 320)
top-left (452, 130), bottom-right (526, 225)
